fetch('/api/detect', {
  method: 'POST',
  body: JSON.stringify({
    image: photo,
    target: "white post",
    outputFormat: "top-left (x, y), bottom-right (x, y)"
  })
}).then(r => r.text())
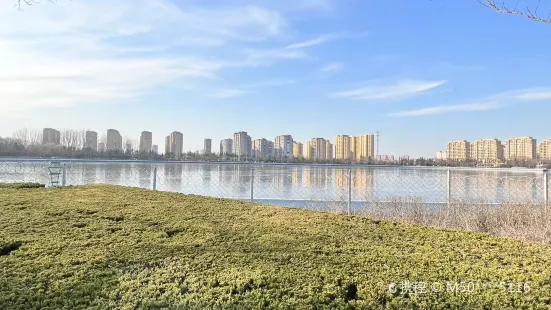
top-left (447, 169), bottom-right (451, 205)
top-left (152, 167), bottom-right (157, 191)
top-left (348, 169), bottom-right (352, 215)
top-left (250, 168), bottom-right (255, 202)
top-left (544, 172), bottom-right (549, 205)
top-left (62, 164), bottom-right (67, 186)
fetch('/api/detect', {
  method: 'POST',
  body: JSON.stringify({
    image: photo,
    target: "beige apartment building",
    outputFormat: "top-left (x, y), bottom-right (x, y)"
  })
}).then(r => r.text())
top-left (538, 139), bottom-right (551, 160)
top-left (326, 141), bottom-right (334, 160)
top-left (447, 140), bottom-right (470, 161)
top-left (304, 138), bottom-right (330, 161)
top-left (354, 134), bottom-right (375, 161)
top-left (305, 141), bottom-right (314, 160)
top-left (336, 134), bottom-right (375, 161)
top-left (336, 135), bottom-right (352, 160)
top-left (293, 142), bottom-right (303, 159)
top-left (504, 137), bottom-right (536, 160)
top-left (470, 138), bottom-right (504, 162)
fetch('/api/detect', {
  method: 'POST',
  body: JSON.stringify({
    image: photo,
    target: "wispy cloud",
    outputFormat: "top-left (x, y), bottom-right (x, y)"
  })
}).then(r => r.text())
top-left (320, 62), bottom-right (343, 74)
top-left (391, 87), bottom-right (551, 117)
top-left (208, 89), bottom-right (251, 99)
top-left (0, 0), bottom-right (328, 116)
top-left (391, 102), bottom-right (502, 116)
top-left (243, 79), bottom-right (296, 88)
top-left (285, 34), bottom-right (337, 49)
top-left (285, 31), bottom-right (368, 50)
top-left (331, 79), bottom-right (447, 101)
top-left (209, 79), bottom-right (296, 100)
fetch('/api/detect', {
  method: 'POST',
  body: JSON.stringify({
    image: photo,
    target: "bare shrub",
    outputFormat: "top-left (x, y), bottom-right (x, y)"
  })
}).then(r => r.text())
top-left (359, 197), bottom-right (551, 244)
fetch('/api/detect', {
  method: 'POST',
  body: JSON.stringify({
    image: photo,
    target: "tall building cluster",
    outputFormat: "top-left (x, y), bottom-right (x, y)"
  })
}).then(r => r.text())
top-left (442, 136), bottom-right (551, 162)
top-left (217, 133), bottom-right (376, 161)
top-left (165, 131), bottom-right (183, 159)
top-left (37, 127), bottom-right (379, 160)
top-left (335, 135), bottom-right (375, 162)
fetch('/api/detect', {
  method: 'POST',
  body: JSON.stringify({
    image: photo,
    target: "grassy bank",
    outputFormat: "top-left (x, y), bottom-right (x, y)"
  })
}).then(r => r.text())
top-left (2, 185), bottom-right (551, 309)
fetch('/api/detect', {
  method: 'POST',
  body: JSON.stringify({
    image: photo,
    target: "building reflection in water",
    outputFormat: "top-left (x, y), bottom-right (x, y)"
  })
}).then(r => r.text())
top-left (201, 164), bottom-right (213, 185)
top-left (82, 163), bottom-right (98, 185)
top-left (139, 165), bottom-right (152, 189)
top-left (102, 163), bottom-right (122, 185)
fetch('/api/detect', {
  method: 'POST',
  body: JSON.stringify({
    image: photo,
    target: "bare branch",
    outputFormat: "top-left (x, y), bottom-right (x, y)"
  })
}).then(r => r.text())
top-left (478, 0), bottom-right (551, 23)
top-left (16, 0), bottom-right (56, 10)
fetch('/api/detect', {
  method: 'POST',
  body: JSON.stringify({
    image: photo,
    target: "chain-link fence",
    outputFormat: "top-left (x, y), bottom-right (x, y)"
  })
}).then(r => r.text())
top-left (0, 160), bottom-right (549, 214)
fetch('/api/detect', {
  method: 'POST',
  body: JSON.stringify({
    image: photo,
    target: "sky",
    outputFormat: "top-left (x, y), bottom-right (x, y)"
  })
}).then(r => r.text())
top-left (1, 0), bottom-right (551, 158)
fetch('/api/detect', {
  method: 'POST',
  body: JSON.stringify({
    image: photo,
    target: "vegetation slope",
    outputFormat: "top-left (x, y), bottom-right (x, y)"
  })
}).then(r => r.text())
top-left (1, 185), bottom-right (551, 309)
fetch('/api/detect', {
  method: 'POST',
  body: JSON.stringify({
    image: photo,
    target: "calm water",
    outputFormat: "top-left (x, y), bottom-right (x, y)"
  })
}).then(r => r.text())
top-left (0, 160), bottom-right (548, 207)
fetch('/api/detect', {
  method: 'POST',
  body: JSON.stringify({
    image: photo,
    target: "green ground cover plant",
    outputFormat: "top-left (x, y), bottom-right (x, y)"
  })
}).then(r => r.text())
top-left (1, 184), bottom-right (551, 309)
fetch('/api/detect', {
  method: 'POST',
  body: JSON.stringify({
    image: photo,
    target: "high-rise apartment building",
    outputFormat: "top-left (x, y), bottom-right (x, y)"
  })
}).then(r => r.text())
top-left (204, 139), bottom-right (212, 155)
top-left (42, 128), bottom-right (60, 145)
top-left (436, 151), bottom-right (447, 160)
top-left (165, 136), bottom-right (170, 155)
top-left (253, 138), bottom-right (272, 158)
top-left (85, 131), bottom-right (98, 151)
top-left (106, 129), bottom-right (122, 151)
top-left (336, 135), bottom-right (352, 160)
top-left (274, 135), bottom-right (293, 158)
top-left (165, 131), bottom-right (183, 159)
top-left (233, 131), bottom-right (252, 159)
top-left (538, 139), bottom-right (551, 160)
top-left (336, 134), bottom-right (375, 161)
top-left (152, 145), bottom-right (158, 154)
top-left (504, 137), bottom-right (536, 160)
top-left (139, 131), bottom-right (153, 153)
top-left (220, 139), bottom-right (233, 155)
top-left (326, 141), bottom-right (333, 160)
top-left (305, 141), bottom-right (314, 160)
top-left (447, 140), bottom-right (470, 161)
top-left (353, 134), bottom-right (375, 161)
top-left (293, 142), bottom-right (303, 159)
top-left (310, 138), bottom-right (328, 161)
top-left (471, 138), bottom-right (504, 162)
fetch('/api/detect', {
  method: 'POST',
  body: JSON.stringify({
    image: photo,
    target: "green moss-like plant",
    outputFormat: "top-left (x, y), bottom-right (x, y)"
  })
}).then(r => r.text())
top-left (1, 184), bottom-right (551, 309)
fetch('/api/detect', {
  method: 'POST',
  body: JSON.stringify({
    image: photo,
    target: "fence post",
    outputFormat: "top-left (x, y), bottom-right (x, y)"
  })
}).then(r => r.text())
top-left (250, 168), bottom-right (255, 202)
top-left (152, 167), bottom-right (157, 191)
top-left (347, 169), bottom-right (352, 215)
top-left (544, 172), bottom-right (549, 206)
top-left (447, 169), bottom-right (451, 205)
top-left (62, 164), bottom-right (67, 187)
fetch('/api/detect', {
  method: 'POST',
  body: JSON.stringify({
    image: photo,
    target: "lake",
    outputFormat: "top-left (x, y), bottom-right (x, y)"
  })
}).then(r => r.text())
top-left (0, 160), bottom-right (548, 209)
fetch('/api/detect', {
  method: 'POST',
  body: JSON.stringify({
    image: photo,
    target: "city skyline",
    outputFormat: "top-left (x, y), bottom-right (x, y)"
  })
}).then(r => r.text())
top-left (5, 126), bottom-right (551, 160)
top-left (1, 1), bottom-right (551, 158)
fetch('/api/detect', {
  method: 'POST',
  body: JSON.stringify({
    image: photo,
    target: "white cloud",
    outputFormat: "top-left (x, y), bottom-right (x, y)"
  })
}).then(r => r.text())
top-left (331, 80), bottom-right (447, 101)
top-left (391, 102), bottom-right (502, 116)
top-left (208, 89), bottom-right (251, 99)
top-left (0, 0), bottom-right (320, 117)
top-left (390, 87), bottom-right (551, 117)
top-left (320, 62), bottom-right (343, 73)
top-left (285, 34), bottom-right (337, 49)
top-left (243, 79), bottom-right (296, 88)
top-left (507, 88), bottom-right (551, 101)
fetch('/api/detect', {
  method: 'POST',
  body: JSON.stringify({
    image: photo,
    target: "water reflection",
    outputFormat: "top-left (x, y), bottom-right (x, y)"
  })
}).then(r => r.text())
top-left (0, 162), bottom-right (546, 204)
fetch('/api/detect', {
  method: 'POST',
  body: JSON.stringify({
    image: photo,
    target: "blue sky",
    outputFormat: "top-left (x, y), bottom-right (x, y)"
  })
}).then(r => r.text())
top-left (1, 0), bottom-right (550, 157)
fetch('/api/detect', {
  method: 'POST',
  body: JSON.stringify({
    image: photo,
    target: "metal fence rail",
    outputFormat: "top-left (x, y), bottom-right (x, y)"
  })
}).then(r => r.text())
top-left (0, 161), bottom-right (549, 214)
